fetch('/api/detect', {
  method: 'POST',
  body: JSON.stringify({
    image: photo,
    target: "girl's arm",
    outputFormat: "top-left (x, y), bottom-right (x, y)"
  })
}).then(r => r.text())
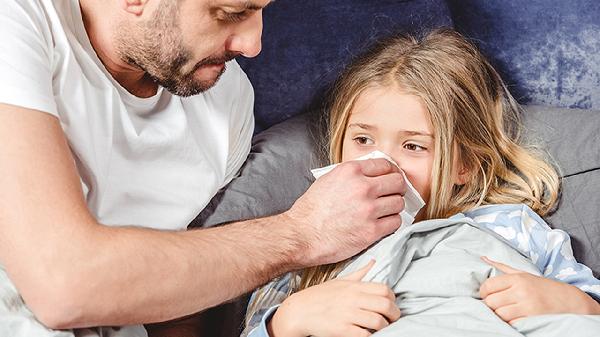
top-left (247, 261), bottom-right (401, 337)
top-left (517, 205), bottom-right (600, 300)
top-left (480, 256), bottom-right (600, 324)
top-left (477, 204), bottom-right (600, 323)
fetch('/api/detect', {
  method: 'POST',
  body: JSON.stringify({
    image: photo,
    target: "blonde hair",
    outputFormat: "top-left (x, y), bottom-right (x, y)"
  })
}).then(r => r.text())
top-left (247, 28), bottom-right (560, 322)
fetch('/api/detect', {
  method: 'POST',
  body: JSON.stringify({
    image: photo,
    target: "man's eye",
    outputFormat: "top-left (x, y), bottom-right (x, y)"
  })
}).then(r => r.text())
top-left (354, 136), bottom-right (374, 145)
top-left (220, 10), bottom-right (248, 23)
top-left (404, 143), bottom-right (426, 151)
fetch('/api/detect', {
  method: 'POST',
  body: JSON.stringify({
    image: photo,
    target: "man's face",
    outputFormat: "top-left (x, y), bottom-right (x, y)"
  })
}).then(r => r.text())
top-left (117, 0), bottom-right (269, 97)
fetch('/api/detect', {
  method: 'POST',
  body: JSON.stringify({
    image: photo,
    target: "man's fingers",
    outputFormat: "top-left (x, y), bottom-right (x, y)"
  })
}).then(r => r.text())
top-left (341, 260), bottom-right (376, 281)
top-left (374, 214), bottom-right (402, 237)
top-left (480, 275), bottom-right (513, 299)
top-left (368, 173), bottom-right (407, 197)
top-left (357, 158), bottom-right (399, 177)
top-left (374, 195), bottom-right (405, 219)
top-left (481, 256), bottom-right (522, 275)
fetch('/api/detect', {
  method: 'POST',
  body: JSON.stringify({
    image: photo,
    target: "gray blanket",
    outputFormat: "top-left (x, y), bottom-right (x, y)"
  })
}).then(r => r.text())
top-left (338, 216), bottom-right (600, 337)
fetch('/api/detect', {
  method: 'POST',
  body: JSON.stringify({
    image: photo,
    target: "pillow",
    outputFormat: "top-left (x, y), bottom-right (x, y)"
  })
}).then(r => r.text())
top-left (521, 105), bottom-right (600, 276)
top-left (192, 105), bottom-right (600, 278)
top-left (237, 0), bottom-right (454, 132)
top-left (191, 112), bottom-right (319, 227)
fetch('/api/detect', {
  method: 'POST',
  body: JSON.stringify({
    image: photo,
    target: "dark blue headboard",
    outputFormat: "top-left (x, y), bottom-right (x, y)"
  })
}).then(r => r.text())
top-left (239, 0), bottom-right (600, 132)
top-left (238, 0), bottom-right (453, 132)
top-left (447, 0), bottom-right (600, 110)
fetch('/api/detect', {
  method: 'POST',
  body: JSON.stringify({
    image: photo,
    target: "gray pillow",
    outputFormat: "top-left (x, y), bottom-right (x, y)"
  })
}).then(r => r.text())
top-left (191, 105), bottom-right (600, 278)
top-left (522, 105), bottom-right (600, 277)
top-left (190, 113), bottom-right (320, 227)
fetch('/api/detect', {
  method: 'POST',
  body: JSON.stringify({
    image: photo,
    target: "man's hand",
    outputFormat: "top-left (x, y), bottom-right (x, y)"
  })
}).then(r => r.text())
top-left (480, 256), bottom-right (600, 324)
top-left (269, 260), bottom-right (401, 337)
top-left (285, 158), bottom-right (406, 267)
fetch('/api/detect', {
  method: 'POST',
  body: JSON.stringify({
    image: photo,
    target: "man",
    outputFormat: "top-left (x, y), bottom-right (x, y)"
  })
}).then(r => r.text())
top-left (0, 0), bottom-right (407, 336)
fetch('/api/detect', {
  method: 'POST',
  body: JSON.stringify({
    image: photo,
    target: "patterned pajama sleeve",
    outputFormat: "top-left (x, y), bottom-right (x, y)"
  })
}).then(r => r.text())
top-left (469, 204), bottom-right (600, 301)
top-left (242, 273), bottom-right (295, 337)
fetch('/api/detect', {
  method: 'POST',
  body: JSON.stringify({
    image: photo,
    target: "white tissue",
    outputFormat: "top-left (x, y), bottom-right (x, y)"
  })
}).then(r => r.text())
top-left (310, 150), bottom-right (426, 226)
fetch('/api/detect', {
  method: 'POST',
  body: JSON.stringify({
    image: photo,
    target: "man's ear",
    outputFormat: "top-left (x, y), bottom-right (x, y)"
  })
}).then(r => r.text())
top-left (121, 0), bottom-right (150, 16)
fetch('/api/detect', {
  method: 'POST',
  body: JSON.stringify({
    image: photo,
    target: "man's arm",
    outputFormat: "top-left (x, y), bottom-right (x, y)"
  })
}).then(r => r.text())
top-left (0, 103), bottom-right (406, 330)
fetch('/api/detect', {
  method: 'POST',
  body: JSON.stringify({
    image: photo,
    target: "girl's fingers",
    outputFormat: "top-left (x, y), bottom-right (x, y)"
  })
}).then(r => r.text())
top-left (493, 303), bottom-right (526, 324)
top-left (481, 256), bottom-right (522, 274)
top-left (341, 259), bottom-right (376, 281)
top-left (358, 282), bottom-right (396, 302)
top-left (358, 294), bottom-right (401, 322)
top-left (482, 289), bottom-right (517, 310)
top-left (480, 274), bottom-right (514, 299)
top-left (345, 326), bottom-right (372, 337)
top-left (352, 309), bottom-right (391, 332)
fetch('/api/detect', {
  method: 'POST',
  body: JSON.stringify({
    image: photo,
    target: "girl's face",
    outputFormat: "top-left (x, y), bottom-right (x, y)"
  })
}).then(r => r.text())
top-left (341, 85), bottom-right (436, 205)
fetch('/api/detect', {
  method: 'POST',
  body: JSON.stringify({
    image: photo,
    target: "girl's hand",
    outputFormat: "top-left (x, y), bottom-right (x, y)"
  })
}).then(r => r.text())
top-left (480, 256), bottom-right (600, 324)
top-left (268, 260), bottom-right (401, 337)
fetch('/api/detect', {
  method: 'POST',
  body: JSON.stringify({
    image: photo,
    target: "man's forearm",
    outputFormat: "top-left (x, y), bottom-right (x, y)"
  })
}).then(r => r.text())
top-left (30, 213), bottom-right (305, 329)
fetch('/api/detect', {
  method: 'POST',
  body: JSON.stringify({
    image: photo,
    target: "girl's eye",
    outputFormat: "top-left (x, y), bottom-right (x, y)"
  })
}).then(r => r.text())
top-left (353, 136), bottom-right (374, 145)
top-left (404, 143), bottom-right (426, 152)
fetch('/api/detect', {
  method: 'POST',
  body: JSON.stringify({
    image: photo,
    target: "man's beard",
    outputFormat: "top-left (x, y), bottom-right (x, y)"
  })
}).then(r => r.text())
top-left (116, 2), bottom-right (238, 97)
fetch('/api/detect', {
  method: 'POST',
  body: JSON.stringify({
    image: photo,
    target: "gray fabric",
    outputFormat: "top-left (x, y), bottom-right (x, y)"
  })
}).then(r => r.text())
top-left (521, 106), bottom-right (600, 277)
top-left (521, 105), bottom-right (600, 176)
top-left (338, 217), bottom-right (600, 337)
top-left (190, 113), bottom-right (320, 228)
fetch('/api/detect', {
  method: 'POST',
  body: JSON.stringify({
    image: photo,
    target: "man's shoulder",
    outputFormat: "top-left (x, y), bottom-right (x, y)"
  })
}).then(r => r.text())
top-left (1, 0), bottom-right (75, 44)
top-left (2, 0), bottom-right (61, 23)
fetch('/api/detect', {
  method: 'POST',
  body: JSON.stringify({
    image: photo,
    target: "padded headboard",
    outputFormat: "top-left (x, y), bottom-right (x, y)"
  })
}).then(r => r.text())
top-left (447, 0), bottom-right (600, 110)
top-left (238, 0), bottom-right (453, 132)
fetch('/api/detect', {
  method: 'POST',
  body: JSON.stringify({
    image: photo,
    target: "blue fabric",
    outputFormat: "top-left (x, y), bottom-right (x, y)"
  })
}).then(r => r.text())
top-left (447, 0), bottom-right (600, 110)
top-left (246, 306), bottom-right (278, 337)
top-left (238, 0), bottom-right (454, 132)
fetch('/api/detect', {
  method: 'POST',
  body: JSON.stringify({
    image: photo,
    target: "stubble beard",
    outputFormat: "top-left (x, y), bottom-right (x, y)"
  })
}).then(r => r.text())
top-left (115, 2), bottom-right (230, 97)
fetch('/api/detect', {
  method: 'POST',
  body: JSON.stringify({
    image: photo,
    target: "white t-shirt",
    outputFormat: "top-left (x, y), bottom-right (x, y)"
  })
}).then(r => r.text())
top-left (0, 0), bottom-right (255, 231)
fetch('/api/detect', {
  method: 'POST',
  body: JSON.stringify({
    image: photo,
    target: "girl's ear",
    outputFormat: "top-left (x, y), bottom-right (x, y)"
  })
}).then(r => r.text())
top-left (121, 0), bottom-right (149, 16)
top-left (452, 150), bottom-right (472, 186)
top-left (452, 146), bottom-right (471, 186)
top-left (454, 165), bottom-right (471, 186)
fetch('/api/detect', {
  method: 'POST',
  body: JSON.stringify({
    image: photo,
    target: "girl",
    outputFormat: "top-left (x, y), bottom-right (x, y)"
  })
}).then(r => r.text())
top-left (243, 28), bottom-right (600, 337)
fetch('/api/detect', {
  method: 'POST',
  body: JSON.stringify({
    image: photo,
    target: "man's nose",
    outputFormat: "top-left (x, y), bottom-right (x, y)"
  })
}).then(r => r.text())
top-left (227, 11), bottom-right (263, 58)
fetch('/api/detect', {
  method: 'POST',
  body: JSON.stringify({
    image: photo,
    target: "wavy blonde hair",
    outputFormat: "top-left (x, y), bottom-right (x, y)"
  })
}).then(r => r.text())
top-left (247, 28), bottom-right (560, 321)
